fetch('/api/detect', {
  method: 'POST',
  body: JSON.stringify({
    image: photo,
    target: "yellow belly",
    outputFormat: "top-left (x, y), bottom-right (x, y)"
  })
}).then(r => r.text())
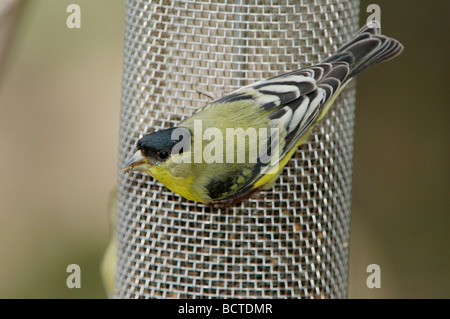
top-left (149, 165), bottom-right (207, 203)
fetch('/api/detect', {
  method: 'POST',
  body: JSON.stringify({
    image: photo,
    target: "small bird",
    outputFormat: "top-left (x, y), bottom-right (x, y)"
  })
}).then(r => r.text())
top-left (123, 22), bottom-right (403, 207)
top-left (100, 187), bottom-right (117, 298)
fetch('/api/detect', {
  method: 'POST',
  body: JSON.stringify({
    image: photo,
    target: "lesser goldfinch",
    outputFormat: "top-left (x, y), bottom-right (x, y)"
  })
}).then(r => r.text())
top-left (123, 22), bottom-right (403, 207)
top-left (100, 187), bottom-right (117, 297)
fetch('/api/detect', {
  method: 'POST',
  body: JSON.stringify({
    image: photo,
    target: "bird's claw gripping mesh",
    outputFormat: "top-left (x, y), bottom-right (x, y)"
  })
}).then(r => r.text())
top-left (116, 0), bottom-right (359, 298)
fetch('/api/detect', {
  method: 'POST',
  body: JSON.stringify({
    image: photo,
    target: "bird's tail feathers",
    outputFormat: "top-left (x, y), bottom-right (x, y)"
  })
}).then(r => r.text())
top-left (323, 21), bottom-right (403, 78)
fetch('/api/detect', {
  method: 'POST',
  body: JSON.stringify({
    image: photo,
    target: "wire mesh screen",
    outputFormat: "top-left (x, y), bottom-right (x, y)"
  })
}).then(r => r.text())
top-left (116, 0), bottom-right (359, 298)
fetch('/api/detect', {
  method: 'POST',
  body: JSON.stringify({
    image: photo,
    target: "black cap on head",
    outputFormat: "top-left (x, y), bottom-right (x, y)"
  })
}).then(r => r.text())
top-left (137, 127), bottom-right (191, 158)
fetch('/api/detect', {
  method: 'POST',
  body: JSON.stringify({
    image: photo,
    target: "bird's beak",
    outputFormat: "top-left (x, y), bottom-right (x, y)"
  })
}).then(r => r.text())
top-left (122, 151), bottom-right (149, 173)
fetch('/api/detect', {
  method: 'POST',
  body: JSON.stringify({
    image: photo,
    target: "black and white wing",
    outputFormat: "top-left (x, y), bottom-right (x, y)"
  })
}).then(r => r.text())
top-left (208, 62), bottom-right (350, 202)
top-left (204, 22), bottom-right (403, 203)
top-left (217, 62), bottom-right (350, 167)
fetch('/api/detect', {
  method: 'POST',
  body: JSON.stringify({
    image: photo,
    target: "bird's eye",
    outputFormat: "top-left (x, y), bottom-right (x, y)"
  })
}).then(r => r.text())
top-left (157, 151), bottom-right (169, 160)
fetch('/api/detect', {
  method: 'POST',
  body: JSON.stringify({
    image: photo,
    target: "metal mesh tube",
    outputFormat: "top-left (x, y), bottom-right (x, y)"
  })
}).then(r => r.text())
top-left (116, 0), bottom-right (359, 298)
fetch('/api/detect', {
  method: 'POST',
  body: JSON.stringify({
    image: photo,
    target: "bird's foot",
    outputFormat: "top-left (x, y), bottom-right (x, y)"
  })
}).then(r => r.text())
top-left (207, 187), bottom-right (263, 209)
top-left (195, 85), bottom-right (231, 100)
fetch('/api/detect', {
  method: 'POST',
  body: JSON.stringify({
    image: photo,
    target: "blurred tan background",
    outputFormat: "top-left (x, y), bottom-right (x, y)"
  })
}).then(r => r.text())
top-left (0, 0), bottom-right (448, 298)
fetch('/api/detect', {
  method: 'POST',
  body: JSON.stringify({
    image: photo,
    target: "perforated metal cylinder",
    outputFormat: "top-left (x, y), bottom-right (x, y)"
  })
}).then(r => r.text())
top-left (116, 0), bottom-right (359, 298)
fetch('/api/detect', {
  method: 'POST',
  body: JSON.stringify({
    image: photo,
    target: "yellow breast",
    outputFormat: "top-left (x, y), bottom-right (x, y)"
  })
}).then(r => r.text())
top-left (149, 165), bottom-right (206, 203)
